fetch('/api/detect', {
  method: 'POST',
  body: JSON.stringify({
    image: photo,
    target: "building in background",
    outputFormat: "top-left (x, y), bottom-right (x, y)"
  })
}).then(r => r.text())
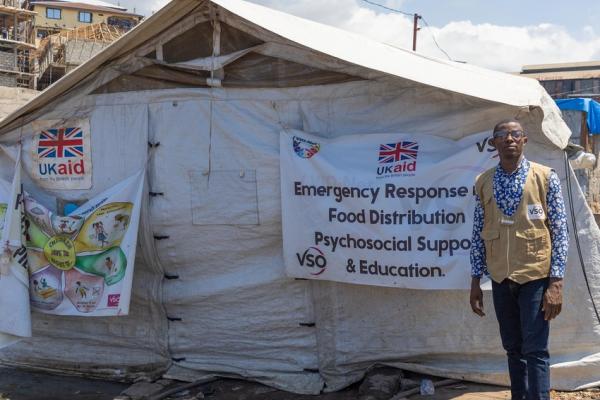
top-left (0, 0), bottom-right (142, 105)
top-left (23, 0), bottom-right (142, 44)
top-left (34, 22), bottom-right (126, 90)
top-left (0, 0), bottom-right (36, 88)
top-left (521, 62), bottom-right (600, 218)
top-left (519, 61), bottom-right (600, 155)
top-left (19, 0), bottom-right (142, 90)
top-left (520, 61), bottom-right (600, 100)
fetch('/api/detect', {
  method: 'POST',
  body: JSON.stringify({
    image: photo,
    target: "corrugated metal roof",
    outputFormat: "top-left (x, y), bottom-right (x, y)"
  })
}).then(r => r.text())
top-left (520, 70), bottom-right (600, 81)
top-left (522, 61), bottom-right (600, 74)
top-left (523, 61), bottom-right (600, 70)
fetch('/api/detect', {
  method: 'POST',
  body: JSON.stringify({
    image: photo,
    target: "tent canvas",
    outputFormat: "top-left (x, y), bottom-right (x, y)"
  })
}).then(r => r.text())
top-left (0, 0), bottom-right (599, 394)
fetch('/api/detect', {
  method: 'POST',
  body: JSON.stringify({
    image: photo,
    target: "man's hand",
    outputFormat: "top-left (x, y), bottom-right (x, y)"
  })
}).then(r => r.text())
top-left (543, 277), bottom-right (563, 321)
top-left (470, 277), bottom-right (485, 317)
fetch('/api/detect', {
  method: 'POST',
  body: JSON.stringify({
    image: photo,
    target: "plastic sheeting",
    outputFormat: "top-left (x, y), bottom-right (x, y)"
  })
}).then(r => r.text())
top-left (556, 98), bottom-right (600, 134)
top-left (0, 0), bottom-right (598, 394)
top-left (0, 104), bottom-right (169, 381)
top-left (0, 79), bottom-right (599, 393)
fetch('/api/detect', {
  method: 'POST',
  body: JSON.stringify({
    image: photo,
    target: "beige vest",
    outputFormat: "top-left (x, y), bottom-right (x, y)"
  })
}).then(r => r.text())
top-left (475, 161), bottom-right (552, 284)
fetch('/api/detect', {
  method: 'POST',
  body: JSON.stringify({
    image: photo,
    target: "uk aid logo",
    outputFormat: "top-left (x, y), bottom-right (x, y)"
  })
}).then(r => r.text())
top-left (376, 141), bottom-right (419, 178)
top-left (37, 127), bottom-right (87, 177)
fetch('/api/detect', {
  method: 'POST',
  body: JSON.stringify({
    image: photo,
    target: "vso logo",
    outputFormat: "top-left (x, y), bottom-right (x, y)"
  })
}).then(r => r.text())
top-left (296, 247), bottom-right (327, 276)
top-left (527, 204), bottom-right (545, 220)
top-left (475, 137), bottom-right (499, 159)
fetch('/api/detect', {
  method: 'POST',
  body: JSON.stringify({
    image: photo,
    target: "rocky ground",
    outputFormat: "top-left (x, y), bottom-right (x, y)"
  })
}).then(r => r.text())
top-left (0, 367), bottom-right (599, 400)
top-left (550, 391), bottom-right (600, 400)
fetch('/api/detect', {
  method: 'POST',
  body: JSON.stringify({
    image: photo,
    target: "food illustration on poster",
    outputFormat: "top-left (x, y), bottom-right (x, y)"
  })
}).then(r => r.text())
top-left (23, 171), bottom-right (143, 316)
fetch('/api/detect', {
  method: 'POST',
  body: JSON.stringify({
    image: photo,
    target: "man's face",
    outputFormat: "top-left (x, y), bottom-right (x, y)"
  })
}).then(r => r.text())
top-left (489, 121), bottom-right (527, 161)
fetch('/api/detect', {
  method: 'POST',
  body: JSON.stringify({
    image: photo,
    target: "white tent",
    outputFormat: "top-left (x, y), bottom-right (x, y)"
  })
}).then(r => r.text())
top-left (0, 0), bottom-right (599, 394)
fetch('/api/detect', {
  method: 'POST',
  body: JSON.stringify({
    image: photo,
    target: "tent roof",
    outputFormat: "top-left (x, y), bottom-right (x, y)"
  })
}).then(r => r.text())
top-left (0, 0), bottom-right (551, 133)
top-left (212, 0), bottom-right (544, 103)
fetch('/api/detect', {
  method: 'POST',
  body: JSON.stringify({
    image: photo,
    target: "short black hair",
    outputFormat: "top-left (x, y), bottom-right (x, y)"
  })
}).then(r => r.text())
top-left (492, 119), bottom-right (523, 134)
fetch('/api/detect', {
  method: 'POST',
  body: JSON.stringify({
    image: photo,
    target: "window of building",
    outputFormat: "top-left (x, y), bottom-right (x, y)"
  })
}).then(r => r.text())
top-left (78, 11), bottom-right (92, 23)
top-left (46, 8), bottom-right (61, 19)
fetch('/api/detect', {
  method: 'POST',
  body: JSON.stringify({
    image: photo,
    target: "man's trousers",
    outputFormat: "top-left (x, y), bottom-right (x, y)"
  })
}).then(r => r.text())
top-left (492, 278), bottom-right (550, 400)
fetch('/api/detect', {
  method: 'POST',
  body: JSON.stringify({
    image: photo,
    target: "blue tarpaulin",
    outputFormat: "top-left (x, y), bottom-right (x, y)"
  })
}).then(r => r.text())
top-left (556, 98), bottom-right (600, 134)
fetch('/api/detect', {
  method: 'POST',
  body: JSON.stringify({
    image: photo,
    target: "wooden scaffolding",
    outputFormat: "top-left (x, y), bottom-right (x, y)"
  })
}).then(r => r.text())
top-left (0, 0), bottom-right (36, 88)
top-left (35, 22), bottom-right (126, 90)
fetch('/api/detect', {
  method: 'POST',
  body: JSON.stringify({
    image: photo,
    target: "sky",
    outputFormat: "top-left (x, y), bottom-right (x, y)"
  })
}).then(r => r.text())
top-left (113, 0), bottom-right (600, 72)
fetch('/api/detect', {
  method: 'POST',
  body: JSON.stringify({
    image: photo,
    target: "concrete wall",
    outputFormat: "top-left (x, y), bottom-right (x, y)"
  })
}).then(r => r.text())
top-left (0, 75), bottom-right (17, 88)
top-left (65, 40), bottom-right (110, 65)
top-left (0, 87), bottom-right (38, 120)
top-left (0, 50), bottom-right (16, 71)
top-left (0, 49), bottom-right (17, 87)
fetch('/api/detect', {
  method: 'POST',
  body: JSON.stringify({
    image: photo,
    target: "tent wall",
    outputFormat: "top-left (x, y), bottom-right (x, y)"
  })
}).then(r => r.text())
top-left (145, 98), bottom-right (323, 392)
top-left (0, 0), bottom-right (599, 393)
top-left (310, 147), bottom-right (600, 391)
top-left (1, 76), bottom-right (599, 392)
top-left (0, 103), bottom-right (170, 380)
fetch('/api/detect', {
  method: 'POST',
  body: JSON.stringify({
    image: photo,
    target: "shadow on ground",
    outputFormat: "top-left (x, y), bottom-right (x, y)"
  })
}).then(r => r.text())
top-left (0, 367), bottom-right (128, 400)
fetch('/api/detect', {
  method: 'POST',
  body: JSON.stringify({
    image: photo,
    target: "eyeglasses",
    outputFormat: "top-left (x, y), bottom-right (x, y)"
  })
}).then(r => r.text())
top-left (492, 129), bottom-right (525, 140)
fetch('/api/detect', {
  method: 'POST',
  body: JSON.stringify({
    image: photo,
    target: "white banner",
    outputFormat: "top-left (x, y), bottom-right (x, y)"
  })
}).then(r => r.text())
top-left (0, 152), bottom-right (32, 348)
top-left (31, 119), bottom-right (92, 190)
top-left (280, 129), bottom-right (498, 289)
top-left (24, 171), bottom-right (144, 316)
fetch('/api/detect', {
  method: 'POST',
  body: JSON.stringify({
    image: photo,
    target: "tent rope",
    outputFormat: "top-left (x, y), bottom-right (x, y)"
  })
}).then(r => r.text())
top-left (564, 151), bottom-right (600, 325)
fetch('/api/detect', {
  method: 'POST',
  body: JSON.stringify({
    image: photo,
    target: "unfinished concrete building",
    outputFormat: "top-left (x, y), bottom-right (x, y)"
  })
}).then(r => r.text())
top-left (35, 22), bottom-right (127, 90)
top-left (0, 0), bottom-right (36, 88)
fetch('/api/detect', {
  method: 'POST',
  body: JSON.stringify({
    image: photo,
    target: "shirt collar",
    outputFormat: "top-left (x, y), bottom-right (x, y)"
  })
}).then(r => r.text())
top-left (496, 157), bottom-right (528, 177)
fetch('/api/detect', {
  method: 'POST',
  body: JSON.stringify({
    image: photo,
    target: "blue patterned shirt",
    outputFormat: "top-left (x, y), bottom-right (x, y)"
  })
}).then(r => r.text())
top-left (470, 158), bottom-right (568, 279)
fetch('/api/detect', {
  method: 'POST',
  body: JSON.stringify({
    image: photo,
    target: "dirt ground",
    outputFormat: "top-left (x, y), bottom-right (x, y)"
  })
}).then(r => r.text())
top-left (0, 367), bottom-right (127, 400)
top-left (0, 367), bottom-right (599, 400)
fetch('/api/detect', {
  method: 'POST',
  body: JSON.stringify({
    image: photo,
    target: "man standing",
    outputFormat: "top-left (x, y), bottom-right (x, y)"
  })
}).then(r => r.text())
top-left (469, 120), bottom-right (569, 400)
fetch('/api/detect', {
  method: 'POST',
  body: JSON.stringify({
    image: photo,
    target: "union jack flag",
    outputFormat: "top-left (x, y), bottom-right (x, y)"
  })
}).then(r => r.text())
top-left (37, 127), bottom-right (84, 158)
top-left (378, 141), bottom-right (419, 164)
